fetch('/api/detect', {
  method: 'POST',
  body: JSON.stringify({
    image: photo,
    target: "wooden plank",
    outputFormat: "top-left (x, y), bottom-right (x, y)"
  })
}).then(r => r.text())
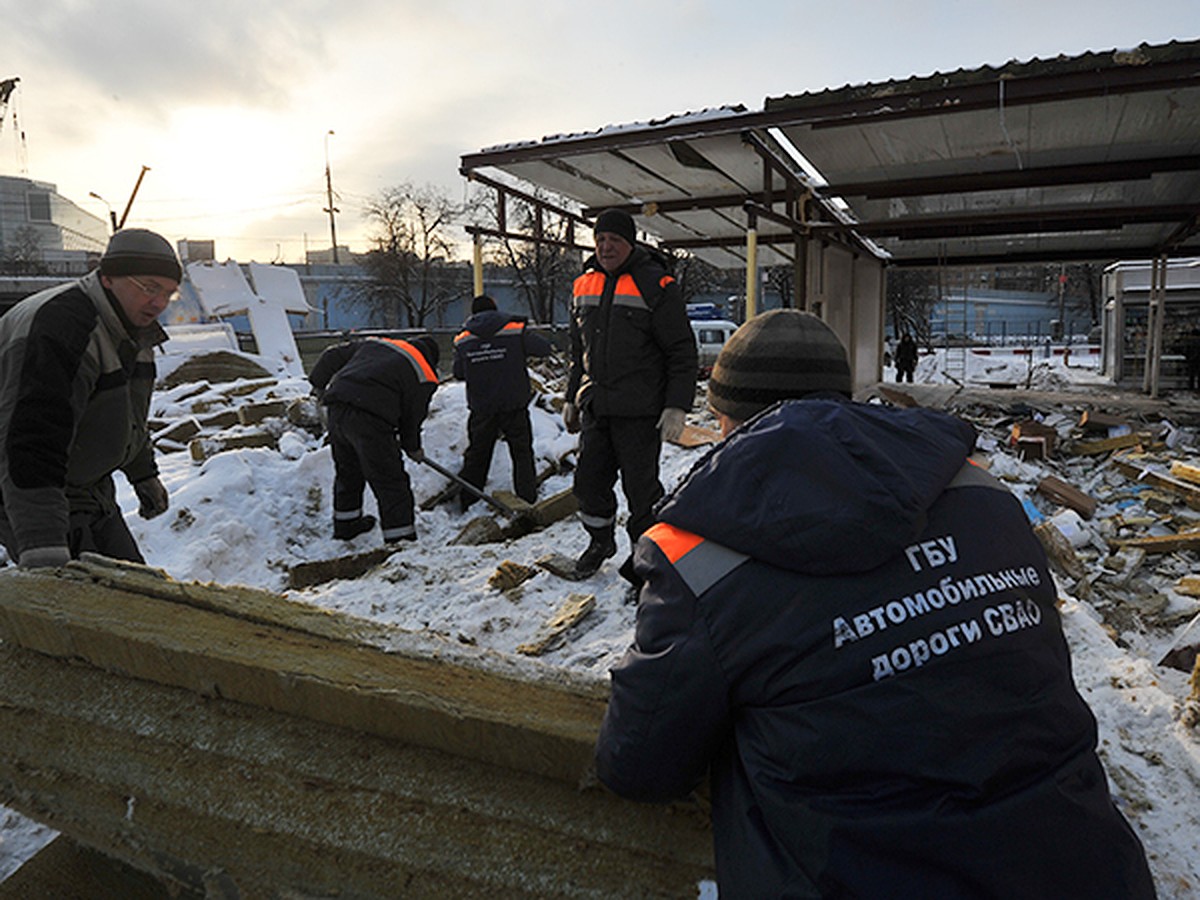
top-left (1175, 576), bottom-right (1200, 598)
top-left (1112, 458), bottom-right (1200, 511)
top-left (1113, 532), bottom-right (1200, 554)
top-left (517, 593), bottom-right (596, 656)
top-left (1036, 475), bottom-right (1098, 519)
top-left (0, 643), bottom-right (714, 898)
top-left (1170, 461), bottom-right (1200, 486)
top-left (1072, 432), bottom-right (1148, 456)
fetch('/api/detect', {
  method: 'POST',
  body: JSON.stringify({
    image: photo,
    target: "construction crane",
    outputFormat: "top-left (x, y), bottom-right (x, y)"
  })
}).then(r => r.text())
top-left (1, 76), bottom-right (29, 173)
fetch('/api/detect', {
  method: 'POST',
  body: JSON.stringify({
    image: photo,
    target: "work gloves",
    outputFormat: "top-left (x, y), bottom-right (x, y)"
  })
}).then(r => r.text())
top-left (17, 546), bottom-right (70, 569)
top-left (562, 402), bottom-right (581, 434)
top-left (657, 407), bottom-right (687, 443)
top-left (134, 475), bottom-right (170, 520)
top-left (405, 446), bottom-right (426, 463)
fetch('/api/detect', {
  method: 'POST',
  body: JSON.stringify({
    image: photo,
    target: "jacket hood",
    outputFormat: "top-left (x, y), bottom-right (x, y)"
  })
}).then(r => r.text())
top-left (656, 399), bottom-right (977, 575)
top-left (462, 309), bottom-right (516, 338)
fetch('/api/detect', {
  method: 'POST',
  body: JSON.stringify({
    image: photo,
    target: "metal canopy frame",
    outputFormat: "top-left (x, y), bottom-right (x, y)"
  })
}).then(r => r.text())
top-left (460, 39), bottom-right (1200, 273)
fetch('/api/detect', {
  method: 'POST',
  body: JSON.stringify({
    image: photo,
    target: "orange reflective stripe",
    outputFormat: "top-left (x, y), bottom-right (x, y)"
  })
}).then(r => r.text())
top-left (644, 522), bottom-right (704, 564)
top-left (500, 321), bottom-right (525, 333)
top-left (380, 338), bottom-right (439, 384)
top-left (453, 330), bottom-right (471, 344)
top-left (574, 272), bottom-right (607, 296)
top-left (659, 275), bottom-right (675, 288)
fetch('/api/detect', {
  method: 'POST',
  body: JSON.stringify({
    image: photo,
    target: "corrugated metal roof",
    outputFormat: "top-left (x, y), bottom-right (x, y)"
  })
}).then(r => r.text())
top-left (461, 39), bottom-right (1200, 270)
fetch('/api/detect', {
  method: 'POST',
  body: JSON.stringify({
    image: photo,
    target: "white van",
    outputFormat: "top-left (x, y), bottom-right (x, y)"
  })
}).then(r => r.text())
top-left (691, 319), bottom-right (739, 377)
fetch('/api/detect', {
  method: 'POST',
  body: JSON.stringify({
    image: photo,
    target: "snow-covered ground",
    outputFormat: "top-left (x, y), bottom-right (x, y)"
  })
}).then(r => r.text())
top-left (2, 342), bottom-right (1198, 897)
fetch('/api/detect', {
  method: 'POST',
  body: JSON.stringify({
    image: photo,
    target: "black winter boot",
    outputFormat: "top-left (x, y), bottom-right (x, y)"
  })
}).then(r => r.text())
top-left (333, 514), bottom-right (376, 540)
top-left (574, 532), bottom-right (617, 578)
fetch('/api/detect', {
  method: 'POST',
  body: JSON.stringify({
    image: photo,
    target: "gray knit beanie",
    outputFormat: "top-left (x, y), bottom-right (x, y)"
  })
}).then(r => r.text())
top-left (100, 229), bottom-right (182, 282)
top-left (707, 310), bottom-right (852, 422)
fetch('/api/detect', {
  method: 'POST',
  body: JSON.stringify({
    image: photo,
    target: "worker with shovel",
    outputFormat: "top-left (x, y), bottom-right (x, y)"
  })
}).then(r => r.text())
top-left (309, 335), bottom-right (440, 544)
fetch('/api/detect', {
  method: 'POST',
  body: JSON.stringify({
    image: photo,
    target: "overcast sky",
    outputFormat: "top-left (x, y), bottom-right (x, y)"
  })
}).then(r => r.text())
top-left (2, 1), bottom-right (1197, 263)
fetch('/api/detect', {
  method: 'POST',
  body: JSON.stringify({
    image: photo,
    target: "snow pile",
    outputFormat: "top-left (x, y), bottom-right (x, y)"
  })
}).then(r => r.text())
top-left (1, 346), bottom-right (1198, 897)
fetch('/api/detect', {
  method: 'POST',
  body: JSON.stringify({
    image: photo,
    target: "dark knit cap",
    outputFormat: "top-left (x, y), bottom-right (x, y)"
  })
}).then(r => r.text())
top-left (409, 334), bottom-right (440, 370)
top-left (707, 310), bottom-right (852, 422)
top-left (594, 208), bottom-right (636, 246)
top-left (99, 228), bottom-right (182, 282)
top-left (471, 294), bottom-right (497, 314)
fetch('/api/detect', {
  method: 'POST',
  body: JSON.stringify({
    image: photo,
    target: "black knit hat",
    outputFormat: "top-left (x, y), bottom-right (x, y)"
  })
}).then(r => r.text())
top-left (471, 294), bottom-right (497, 314)
top-left (594, 208), bottom-right (636, 246)
top-left (707, 310), bottom-right (852, 422)
top-left (99, 228), bottom-right (182, 282)
top-left (409, 334), bottom-right (440, 370)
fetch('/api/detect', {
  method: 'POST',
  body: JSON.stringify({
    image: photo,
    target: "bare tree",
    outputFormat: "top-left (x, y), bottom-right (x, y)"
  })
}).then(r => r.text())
top-left (472, 187), bottom-right (582, 325)
top-left (0, 225), bottom-right (46, 276)
top-left (357, 183), bottom-right (471, 328)
top-left (886, 267), bottom-right (938, 346)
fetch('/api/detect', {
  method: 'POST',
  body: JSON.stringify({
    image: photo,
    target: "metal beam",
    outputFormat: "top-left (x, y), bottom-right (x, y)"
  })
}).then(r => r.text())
top-left (819, 155), bottom-right (1200, 199)
top-left (846, 204), bottom-right (1200, 240)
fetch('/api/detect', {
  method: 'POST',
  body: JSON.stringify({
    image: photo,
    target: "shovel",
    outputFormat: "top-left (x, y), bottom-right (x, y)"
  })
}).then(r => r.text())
top-left (416, 454), bottom-right (524, 520)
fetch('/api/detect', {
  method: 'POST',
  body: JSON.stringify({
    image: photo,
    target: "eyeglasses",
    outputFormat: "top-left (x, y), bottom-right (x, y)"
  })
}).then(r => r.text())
top-left (126, 275), bottom-right (180, 303)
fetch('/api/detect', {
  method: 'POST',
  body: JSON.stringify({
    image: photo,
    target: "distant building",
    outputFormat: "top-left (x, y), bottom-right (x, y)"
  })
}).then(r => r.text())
top-left (1101, 258), bottom-right (1200, 389)
top-left (0, 174), bottom-right (108, 273)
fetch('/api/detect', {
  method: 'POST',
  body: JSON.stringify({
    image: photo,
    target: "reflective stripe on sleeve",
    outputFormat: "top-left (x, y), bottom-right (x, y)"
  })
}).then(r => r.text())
top-left (644, 522), bottom-right (749, 597)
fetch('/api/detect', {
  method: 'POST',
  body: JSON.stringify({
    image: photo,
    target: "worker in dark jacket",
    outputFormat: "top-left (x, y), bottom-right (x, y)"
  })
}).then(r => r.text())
top-left (895, 331), bottom-right (918, 382)
top-left (563, 209), bottom-right (697, 581)
top-left (453, 294), bottom-right (554, 511)
top-left (0, 229), bottom-right (179, 569)
top-left (595, 310), bottom-right (1156, 899)
top-left (309, 335), bottom-right (439, 543)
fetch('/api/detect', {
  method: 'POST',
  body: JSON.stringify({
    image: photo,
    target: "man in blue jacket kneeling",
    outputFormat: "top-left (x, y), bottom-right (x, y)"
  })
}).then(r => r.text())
top-left (595, 310), bottom-right (1156, 899)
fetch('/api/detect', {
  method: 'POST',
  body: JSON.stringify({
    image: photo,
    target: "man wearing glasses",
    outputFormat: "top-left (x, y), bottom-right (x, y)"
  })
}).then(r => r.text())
top-left (0, 228), bottom-right (181, 569)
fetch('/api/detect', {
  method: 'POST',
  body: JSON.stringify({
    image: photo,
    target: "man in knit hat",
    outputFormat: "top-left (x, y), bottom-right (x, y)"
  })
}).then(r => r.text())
top-left (595, 309), bottom-right (1154, 898)
top-left (0, 228), bottom-right (181, 569)
top-left (563, 208), bottom-right (697, 581)
top-left (453, 294), bottom-right (554, 511)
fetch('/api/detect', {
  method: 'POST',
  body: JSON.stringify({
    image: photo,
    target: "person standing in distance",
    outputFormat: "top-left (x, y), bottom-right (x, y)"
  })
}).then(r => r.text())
top-left (453, 294), bottom-right (554, 511)
top-left (594, 310), bottom-right (1155, 899)
top-left (309, 335), bottom-right (440, 544)
top-left (0, 228), bottom-right (179, 569)
top-left (563, 209), bottom-right (697, 582)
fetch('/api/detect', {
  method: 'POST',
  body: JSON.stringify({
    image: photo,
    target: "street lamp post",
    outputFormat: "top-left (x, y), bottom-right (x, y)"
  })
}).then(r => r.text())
top-left (88, 191), bottom-right (117, 233)
top-left (323, 130), bottom-right (340, 265)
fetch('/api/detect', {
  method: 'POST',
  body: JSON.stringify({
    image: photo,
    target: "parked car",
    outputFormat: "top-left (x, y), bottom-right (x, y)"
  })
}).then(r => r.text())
top-left (691, 319), bottom-right (738, 378)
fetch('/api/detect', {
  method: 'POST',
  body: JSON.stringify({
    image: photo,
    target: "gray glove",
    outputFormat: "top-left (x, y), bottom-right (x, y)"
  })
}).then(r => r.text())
top-left (562, 402), bottom-right (581, 434)
top-left (18, 546), bottom-right (70, 569)
top-left (134, 475), bottom-right (170, 520)
top-left (405, 446), bottom-right (426, 463)
top-left (656, 407), bottom-right (687, 443)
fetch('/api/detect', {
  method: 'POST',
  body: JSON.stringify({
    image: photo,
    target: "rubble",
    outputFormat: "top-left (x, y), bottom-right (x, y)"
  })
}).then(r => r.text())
top-left (910, 385), bottom-right (1200, 682)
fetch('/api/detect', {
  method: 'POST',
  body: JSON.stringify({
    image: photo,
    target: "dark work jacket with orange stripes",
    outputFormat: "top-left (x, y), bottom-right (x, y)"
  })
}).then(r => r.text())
top-left (309, 337), bottom-right (438, 453)
top-left (595, 398), bottom-right (1154, 900)
top-left (452, 310), bottom-right (554, 415)
top-left (566, 247), bottom-right (697, 417)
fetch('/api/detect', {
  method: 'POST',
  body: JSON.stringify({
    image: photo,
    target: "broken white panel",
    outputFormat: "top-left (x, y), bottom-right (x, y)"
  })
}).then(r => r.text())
top-left (185, 260), bottom-right (307, 378)
top-left (247, 263), bottom-right (316, 315)
top-left (245, 294), bottom-right (305, 378)
top-left (185, 261), bottom-right (257, 318)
